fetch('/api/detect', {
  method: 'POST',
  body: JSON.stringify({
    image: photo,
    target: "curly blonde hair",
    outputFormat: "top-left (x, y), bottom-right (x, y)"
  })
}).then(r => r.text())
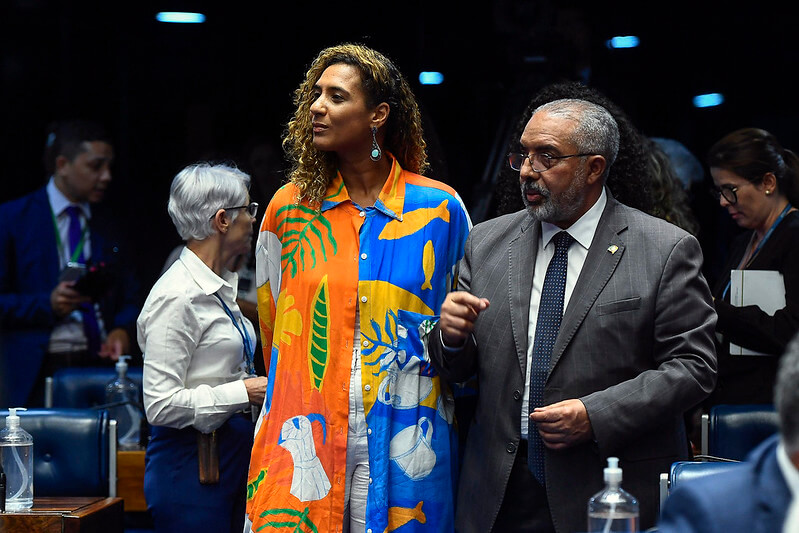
top-left (283, 43), bottom-right (428, 207)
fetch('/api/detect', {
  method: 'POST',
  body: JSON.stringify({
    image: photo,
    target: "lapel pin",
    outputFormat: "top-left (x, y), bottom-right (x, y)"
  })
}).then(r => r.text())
top-left (607, 244), bottom-right (619, 254)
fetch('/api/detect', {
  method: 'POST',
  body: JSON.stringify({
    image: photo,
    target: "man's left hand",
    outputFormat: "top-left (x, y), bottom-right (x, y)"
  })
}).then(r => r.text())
top-left (530, 399), bottom-right (593, 450)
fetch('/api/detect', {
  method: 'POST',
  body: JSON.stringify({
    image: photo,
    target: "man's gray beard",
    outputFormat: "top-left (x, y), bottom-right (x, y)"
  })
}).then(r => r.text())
top-left (523, 193), bottom-right (556, 222)
top-left (520, 168), bottom-right (587, 224)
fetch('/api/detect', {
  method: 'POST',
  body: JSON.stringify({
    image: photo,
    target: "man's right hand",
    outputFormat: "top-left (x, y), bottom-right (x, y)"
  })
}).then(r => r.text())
top-left (439, 291), bottom-right (490, 347)
top-left (50, 281), bottom-right (90, 317)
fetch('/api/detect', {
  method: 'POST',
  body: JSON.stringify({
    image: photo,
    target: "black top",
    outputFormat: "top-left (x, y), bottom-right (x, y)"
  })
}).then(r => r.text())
top-left (708, 209), bottom-right (799, 405)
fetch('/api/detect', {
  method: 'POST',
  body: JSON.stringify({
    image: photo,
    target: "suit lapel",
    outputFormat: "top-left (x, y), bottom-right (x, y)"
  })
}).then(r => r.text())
top-left (508, 215), bottom-right (538, 379)
top-left (549, 198), bottom-right (628, 375)
top-left (37, 188), bottom-right (62, 282)
top-left (88, 215), bottom-right (106, 262)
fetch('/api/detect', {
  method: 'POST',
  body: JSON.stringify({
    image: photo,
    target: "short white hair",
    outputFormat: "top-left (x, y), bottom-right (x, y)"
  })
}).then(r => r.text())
top-left (168, 163), bottom-right (250, 241)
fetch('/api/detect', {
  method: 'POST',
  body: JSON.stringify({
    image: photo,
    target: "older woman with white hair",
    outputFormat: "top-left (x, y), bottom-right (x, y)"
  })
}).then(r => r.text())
top-left (137, 162), bottom-right (268, 533)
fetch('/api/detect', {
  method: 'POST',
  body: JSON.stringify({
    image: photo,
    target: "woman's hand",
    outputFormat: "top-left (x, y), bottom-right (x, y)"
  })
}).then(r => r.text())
top-left (244, 376), bottom-right (268, 406)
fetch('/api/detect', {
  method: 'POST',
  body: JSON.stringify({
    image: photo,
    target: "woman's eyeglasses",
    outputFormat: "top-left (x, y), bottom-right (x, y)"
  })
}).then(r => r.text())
top-left (210, 202), bottom-right (259, 220)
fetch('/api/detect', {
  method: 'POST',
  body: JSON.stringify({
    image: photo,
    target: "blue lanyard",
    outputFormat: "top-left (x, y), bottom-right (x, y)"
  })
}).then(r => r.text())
top-left (723, 203), bottom-right (793, 299)
top-left (213, 293), bottom-right (256, 375)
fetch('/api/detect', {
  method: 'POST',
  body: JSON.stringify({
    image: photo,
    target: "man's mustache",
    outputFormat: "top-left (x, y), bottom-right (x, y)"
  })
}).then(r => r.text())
top-left (521, 182), bottom-right (550, 198)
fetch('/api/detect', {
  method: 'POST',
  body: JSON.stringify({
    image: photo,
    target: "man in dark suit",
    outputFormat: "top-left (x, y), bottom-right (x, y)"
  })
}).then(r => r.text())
top-left (658, 331), bottom-right (799, 533)
top-left (0, 120), bottom-right (140, 406)
top-left (428, 98), bottom-right (718, 532)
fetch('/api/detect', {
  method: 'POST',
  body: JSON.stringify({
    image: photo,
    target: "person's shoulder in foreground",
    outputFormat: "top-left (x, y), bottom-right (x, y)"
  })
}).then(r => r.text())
top-left (657, 435), bottom-right (788, 533)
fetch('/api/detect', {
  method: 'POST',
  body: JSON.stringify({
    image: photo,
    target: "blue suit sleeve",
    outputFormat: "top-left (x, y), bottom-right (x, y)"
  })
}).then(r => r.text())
top-left (657, 483), bottom-right (717, 533)
top-left (0, 202), bottom-right (57, 328)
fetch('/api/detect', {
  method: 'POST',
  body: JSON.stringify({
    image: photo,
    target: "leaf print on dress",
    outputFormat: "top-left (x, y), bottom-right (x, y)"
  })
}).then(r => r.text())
top-left (276, 205), bottom-right (337, 278)
top-left (247, 468), bottom-right (267, 500)
top-left (278, 414), bottom-right (331, 502)
top-left (257, 506), bottom-right (319, 532)
top-left (308, 276), bottom-right (330, 391)
top-left (363, 310), bottom-right (435, 410)
top-left (274, 291), bottom-right (303, 349)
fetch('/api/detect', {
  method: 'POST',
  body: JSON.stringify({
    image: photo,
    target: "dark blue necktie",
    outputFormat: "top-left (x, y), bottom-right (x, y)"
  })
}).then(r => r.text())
top-left (528, 230), bottom-right (573, 484)
top-left (66, 206), bottom-right (101, 356)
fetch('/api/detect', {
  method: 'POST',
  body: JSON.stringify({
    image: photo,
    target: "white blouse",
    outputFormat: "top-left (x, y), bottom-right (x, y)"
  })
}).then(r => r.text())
top-left (138, 247), bottom-right (254, 433)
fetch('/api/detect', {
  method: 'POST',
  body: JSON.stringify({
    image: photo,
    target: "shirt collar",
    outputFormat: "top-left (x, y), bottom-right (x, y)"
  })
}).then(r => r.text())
top-left (541, 187), bottom-right (607, 250)
top-left (320, 154), bottom-right (404, 221)
top-left (178, 246), bottom-right (238, 297)
top-left (47, 177), bottom-right (92, 220)
top-left (777, 440), bottom-right (799, 499)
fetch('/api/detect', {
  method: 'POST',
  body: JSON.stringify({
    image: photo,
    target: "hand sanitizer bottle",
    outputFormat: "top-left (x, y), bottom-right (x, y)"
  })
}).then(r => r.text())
top-left (587, 457), bottom-right (639, 532)
top-left (105, 355), bottom-right (143, 450)
top-left (0, 408), bottom-right (34, 511)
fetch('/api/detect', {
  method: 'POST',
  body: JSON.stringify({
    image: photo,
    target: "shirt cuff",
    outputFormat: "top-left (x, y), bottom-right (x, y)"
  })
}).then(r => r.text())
top-left (440, 329), bottom-right (470, 352)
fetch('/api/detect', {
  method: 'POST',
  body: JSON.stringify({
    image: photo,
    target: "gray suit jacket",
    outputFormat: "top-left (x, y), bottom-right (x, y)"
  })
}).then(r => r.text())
top-left (430, 194), bottom-right (717, 533)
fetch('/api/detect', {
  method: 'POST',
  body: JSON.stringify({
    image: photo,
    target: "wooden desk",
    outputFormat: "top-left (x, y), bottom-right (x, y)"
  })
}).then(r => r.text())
top-left (116, 450), bottom-right (147, 512)
top-left (0, 496), bottom-right (123, 533)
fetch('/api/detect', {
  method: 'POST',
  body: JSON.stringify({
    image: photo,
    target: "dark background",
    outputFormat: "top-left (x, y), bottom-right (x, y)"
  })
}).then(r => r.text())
top-left (2, 0), bottom-right (797, 293)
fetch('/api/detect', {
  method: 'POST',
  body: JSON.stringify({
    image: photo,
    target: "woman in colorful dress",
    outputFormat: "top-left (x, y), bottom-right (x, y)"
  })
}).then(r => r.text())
top-left (246, 44), bottom-right (471, 533)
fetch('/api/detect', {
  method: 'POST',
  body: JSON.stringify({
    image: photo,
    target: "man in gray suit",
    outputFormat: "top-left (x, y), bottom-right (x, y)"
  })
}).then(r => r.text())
top-left (429, 98), bottom-right (717, 532)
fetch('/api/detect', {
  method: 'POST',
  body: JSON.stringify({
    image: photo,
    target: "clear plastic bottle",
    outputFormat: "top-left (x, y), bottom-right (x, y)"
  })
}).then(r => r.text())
top-left (0, 407), bottom-right (34, 511)
top-left (105, 355), bottom-right (143, 450)
top-left (587, 457), bottom-right (639, 533)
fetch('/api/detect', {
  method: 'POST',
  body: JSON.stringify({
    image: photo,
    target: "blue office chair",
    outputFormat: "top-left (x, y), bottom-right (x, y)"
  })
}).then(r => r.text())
top-left (0, 407), bottom-right (117, 497)
top-left (700, 404), bottom-right (779, 461)
top-left (658, 460), bottom-right (743, 512)
top-left (44, 366), bottom-right (143, 409)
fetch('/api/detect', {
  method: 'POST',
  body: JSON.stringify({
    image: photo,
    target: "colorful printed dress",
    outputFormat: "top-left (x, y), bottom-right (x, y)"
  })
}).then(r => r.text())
top-left (246, 156), bottom-right (471, 533)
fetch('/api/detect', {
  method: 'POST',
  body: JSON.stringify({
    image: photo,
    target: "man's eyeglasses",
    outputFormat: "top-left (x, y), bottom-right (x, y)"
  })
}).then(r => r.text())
top-left (508, 152), bottom-right (596, 173)
top-left (210, 202), bottom-right (259, 220)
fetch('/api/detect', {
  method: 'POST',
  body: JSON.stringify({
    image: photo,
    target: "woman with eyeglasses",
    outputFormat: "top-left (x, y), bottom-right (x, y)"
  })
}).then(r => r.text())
top-left (137, 162), bottom-right (268, 532)
top-left (245, 43), bottom-right (471, 533)
top-left (705, 128), bottom-right (799, 406)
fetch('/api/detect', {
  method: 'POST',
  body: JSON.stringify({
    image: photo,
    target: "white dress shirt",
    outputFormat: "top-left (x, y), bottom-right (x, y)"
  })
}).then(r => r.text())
top-left (47, 177), bottom-right (97, 352)
top-left (138, 246), bottom-right (253, 433)
top-left (521, 188), bottom-right (607, 437)
top-left (47, 177), bottom-right (93, 266)
top-left (778, 440), bottom-right (799, 500)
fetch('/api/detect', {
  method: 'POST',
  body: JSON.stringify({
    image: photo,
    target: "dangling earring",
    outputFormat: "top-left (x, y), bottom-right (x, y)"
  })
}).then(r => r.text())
top-left (370, 126), bottom-right (382, 162)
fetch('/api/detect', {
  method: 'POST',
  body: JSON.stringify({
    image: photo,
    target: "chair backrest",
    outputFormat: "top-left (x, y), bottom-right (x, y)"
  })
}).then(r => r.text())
top-left (670, 460), bottom-right (742, 488)
top-left (0, 408), bottom-right (116, 497)
top-left (45, 366), bottom-right (143, 408)
top-left (659, 460), bottom-right (743, 512)
top-left (701, 404), bottom-right (779, 460)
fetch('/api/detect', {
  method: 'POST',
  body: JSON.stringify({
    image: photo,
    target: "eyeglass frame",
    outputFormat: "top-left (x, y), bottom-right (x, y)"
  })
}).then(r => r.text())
top-left (709, 184), bottom-right (740, 205)
top-left (209, 202), bottom-right (259, 220)
top-left (507, 151), bottom-right (597, 173)
top-left (709, 179), bottom-right (764, 205)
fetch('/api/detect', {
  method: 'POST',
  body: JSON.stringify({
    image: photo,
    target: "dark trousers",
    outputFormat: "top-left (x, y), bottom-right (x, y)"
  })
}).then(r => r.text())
top-left (492, 440), bottom-right (556, 533)
top-left (145, 412), bottom-right (254, 533)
